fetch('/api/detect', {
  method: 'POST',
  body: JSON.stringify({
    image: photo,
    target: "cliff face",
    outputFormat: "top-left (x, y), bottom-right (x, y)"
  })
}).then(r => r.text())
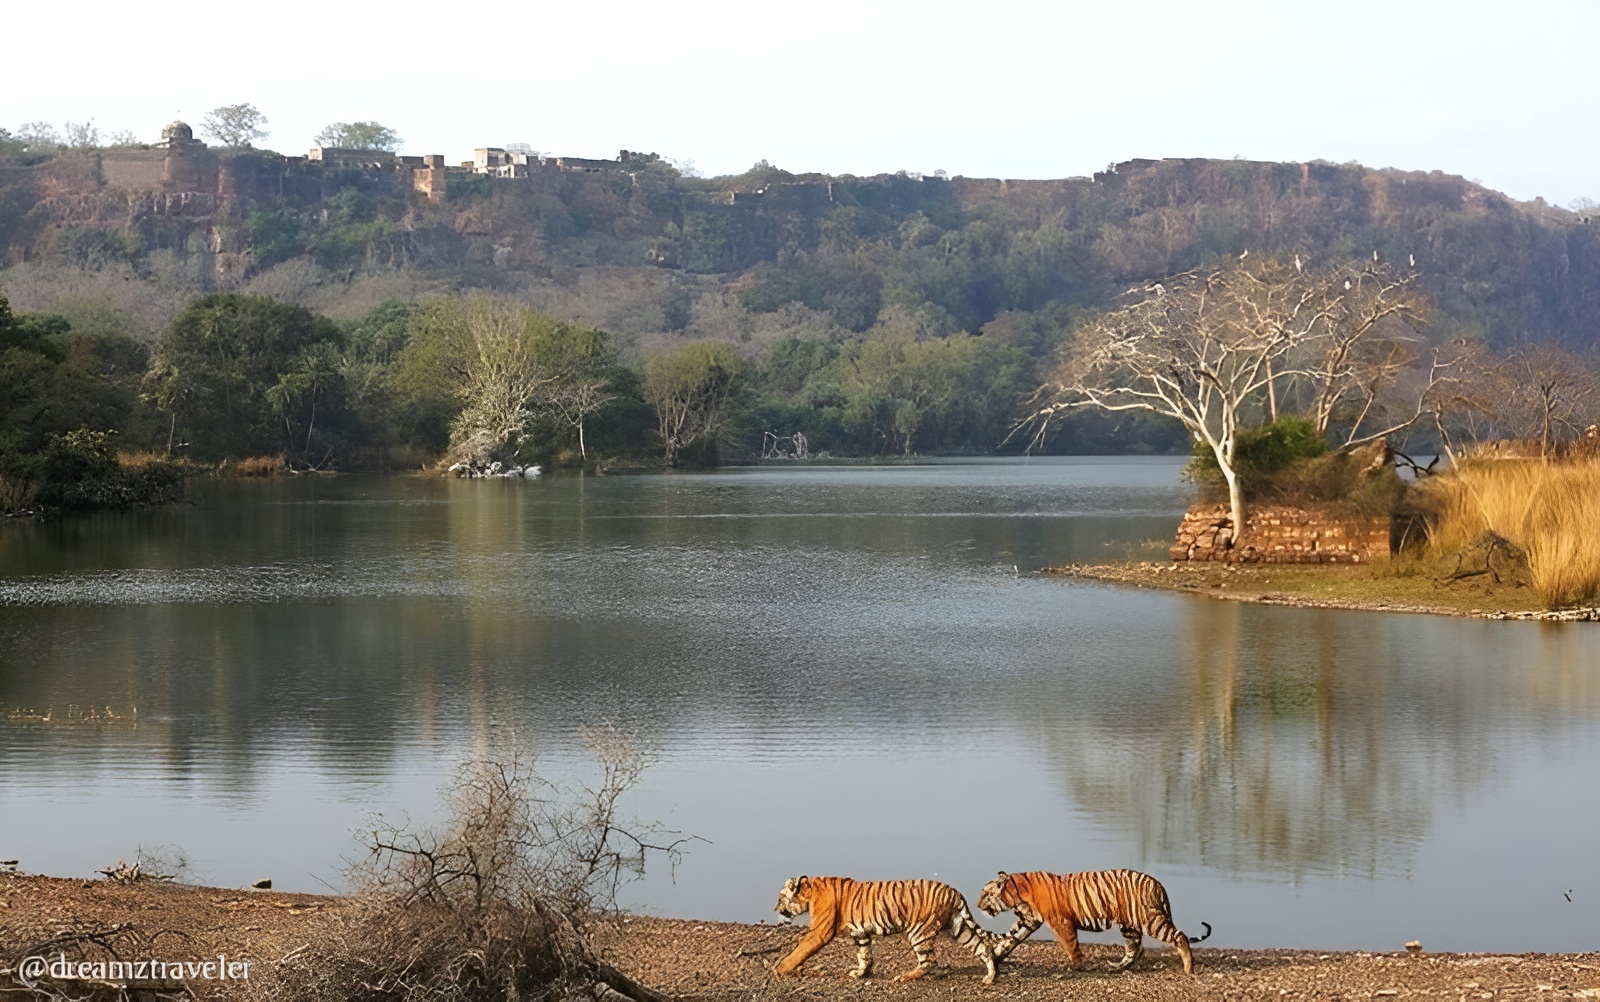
top-left (2, 150), bottom-right (1597, 350)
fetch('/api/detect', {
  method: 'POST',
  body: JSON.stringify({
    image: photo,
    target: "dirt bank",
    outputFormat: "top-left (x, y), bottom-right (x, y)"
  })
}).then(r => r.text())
top-left (3, 873), bottom-right (1598, 999)
top-left (1045, 561), bottom-right (1600, 622)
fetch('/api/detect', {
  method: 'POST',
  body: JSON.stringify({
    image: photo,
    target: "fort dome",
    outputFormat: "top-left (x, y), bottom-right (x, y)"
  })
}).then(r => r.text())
top-left (161, 121), bottom-right (194, 145)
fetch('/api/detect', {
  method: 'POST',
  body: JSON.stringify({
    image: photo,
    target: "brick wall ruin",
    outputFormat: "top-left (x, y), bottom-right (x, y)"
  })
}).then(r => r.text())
top-left (1171, 504), bottom-right (1391, 564)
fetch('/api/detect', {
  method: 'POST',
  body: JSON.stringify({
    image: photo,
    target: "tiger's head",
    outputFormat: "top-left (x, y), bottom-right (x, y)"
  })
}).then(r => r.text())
top-left (774, 875), bottom-right (813, 920)
top-left (977, 871), bottom-right (1015, 916)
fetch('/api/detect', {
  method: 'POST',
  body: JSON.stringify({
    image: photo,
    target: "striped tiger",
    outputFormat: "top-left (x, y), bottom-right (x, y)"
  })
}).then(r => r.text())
top-left (977, 869), bottom-right (1211, 974)
top-left (773, 875), bottom-right (1001, 984)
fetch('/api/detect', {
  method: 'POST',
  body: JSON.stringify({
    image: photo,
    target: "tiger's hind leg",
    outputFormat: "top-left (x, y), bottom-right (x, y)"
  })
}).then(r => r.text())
top-left (1143, 915), bottom-right (1193, 973)
top-left (1111, 925), bottom-right (1145, 970)
top-left (849, 935), bottom-right (874, 979)
top-left (1171, 930), bottom-right (1194, 974)
top-left (896, 923), bottom-right (938, 981)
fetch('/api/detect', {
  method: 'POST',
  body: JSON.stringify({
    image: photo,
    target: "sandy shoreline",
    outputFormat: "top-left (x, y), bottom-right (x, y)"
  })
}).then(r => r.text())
top-left (1043, 561), bottom-right (1600, 622)
top-left (3, 874), bottom-right (1598, 999)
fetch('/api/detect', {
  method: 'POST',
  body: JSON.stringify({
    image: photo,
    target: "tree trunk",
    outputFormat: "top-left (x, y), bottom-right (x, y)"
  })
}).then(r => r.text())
top-left (578, 420), bottom-right (587, 460)
top-left (1221, 463), bottom-right (1246, 551)
top-left (1266, 361), bottom-right (1279, 423)
top-left (593, 960), bottom-right (673, 1002)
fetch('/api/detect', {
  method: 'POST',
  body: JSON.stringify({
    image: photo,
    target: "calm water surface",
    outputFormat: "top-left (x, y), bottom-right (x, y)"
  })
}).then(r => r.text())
top-left (1, 458), bottom-right (1597, 951)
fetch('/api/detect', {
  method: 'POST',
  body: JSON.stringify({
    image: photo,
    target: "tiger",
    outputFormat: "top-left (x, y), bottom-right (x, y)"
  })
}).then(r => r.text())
top-left (772, 875), bottom-right (1001, 984)
top-left (977, 869), bottom-right (1211, 974)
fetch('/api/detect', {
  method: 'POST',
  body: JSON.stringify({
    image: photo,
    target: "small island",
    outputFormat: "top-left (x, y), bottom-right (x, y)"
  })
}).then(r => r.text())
top-left (1051, 433), bottom-right (1600, 620)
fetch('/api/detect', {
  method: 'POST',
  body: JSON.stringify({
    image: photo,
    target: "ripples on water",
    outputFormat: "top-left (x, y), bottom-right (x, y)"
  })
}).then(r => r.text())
top-left (1, 459), bottom-right (1598, 951)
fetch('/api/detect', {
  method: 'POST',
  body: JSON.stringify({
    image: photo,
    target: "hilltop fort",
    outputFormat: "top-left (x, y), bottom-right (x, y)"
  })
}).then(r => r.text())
top-left (2, 124), bottom-right (1597, 354)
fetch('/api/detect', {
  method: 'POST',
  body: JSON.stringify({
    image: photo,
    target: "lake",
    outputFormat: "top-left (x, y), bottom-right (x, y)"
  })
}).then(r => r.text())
top-left (1, 458), bottom-right (1597, 952)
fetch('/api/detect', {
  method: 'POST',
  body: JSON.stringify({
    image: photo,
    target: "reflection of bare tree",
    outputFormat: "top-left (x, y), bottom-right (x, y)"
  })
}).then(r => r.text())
top-left (1028, 603), bottom-right (1600, 878)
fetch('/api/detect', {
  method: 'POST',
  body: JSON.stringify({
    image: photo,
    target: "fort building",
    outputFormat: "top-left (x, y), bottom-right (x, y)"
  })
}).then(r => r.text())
top-left (94, 124), bottom-right (640, 205)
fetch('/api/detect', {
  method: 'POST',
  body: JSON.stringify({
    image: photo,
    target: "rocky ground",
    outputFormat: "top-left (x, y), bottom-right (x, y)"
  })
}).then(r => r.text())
top-left (3, 874), bottom-right (1597, 1000)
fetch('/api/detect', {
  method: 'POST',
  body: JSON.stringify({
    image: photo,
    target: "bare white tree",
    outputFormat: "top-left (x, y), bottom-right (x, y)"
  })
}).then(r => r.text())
top-left (642, 342), bottom-right (746, 467)
top-left (1020, 257), bottom-right (1443, 535)
top-left (63, 119), bottom-right (100, 150)
top-left (1294, 265), bottom-right (1431, 444)
top-left (542, 325), bottom-right (616, 460)
top-left (446, 296), bottom-right (565, 464)
top-left (1436, 342), bottom-right (1600, 458)
top-left (1506, 343), bottom-right (1598, 454)
top-left (1021, 264), bottom-right (1307, 531)
top-left (550, 379), bottom-right (615, 460)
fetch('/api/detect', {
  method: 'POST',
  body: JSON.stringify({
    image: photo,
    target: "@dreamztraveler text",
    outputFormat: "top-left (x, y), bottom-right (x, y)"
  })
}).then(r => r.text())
top-left (17, 953), bottom-right (251, 989)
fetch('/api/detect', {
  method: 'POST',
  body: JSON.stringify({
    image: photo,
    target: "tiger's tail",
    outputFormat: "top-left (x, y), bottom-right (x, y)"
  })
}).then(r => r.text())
top-left (1189, 921), bottom-right (1213, 943)
top-left (948, 899), bottom-right (1002, 984)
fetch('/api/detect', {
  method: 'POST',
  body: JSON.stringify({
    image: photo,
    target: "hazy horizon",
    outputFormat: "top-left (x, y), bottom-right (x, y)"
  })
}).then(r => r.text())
top-left (5, 0), bottom-right (1596, 206)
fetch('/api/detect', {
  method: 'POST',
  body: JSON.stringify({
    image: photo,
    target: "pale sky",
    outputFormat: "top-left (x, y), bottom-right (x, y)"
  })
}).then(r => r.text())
top-left (5, 0), bottom-right (1596, 205)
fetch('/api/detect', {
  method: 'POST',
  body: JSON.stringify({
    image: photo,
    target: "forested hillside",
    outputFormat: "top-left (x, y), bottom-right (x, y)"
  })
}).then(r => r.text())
top-left (2, 143), bottom-right (1598, 489)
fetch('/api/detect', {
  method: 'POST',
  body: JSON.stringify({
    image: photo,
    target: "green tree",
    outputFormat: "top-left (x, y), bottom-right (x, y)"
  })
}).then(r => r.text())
top-left (315, 121), bottom-right (400, 151)
top-left (642, 342), bottom-right (747, 467)
top-left (265, 340), bottom-right (346, 464)
top-left (1, 296), bottom-right (146, 454)
top-left (0, 297), bottom-right (172, 513)
top-left (820, 331), bottom-right (1033, 455)
top-left (144, 293), bottom-right (343, 459)
top-left (541, 325), bottom-right (618, 459)
top-left (201, 103), bottom-right (270, 148)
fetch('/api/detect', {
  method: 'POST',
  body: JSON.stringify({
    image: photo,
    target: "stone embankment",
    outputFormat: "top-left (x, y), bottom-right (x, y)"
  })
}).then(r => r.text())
top-left (1171, 504), bottom-right (1391, 564)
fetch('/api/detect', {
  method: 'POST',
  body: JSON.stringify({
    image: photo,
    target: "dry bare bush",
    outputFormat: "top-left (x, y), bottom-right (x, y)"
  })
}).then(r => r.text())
top-left (1422, 458), bottom-right (1600, 608)
top-left (98, 844), bottom-right (192, 884)
top-left (275, 728), bottom-right (689, 1002)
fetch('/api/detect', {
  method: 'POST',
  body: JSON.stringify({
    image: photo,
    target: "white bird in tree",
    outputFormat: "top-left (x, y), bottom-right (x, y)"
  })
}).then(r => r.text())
top-left (1373, 250), bottom-right (1380, 262)
top-left (1293, 254), bottom-right (1303, 273)
top-left (1239, 248), bottom-right (1250, 261)
top-left (1409, 253), bottom-right (1415, 267)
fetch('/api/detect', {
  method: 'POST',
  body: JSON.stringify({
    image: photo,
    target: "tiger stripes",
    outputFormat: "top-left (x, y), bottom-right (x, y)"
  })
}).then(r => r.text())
top-left (773, 875), bottom-right (1001, 984)
top-left (977, 869), bottom-right (1211, 974)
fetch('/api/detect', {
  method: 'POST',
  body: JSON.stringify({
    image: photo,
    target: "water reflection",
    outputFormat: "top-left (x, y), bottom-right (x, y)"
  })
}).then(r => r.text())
top-left (1032, 599), bottom-right (1600, 878)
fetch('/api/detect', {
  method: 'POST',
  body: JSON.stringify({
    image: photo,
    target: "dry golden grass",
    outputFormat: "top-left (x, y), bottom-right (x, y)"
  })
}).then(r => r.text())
top-left (1422, 458), bottom-right (1600, 609)
top-left (228, 454), bottom-right (287, 478)
top-left (115, 450), bottom-right (169, 468)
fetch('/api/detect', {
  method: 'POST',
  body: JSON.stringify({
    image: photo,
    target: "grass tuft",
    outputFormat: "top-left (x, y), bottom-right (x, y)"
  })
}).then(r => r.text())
top-left (1422, 458), bottom-right (1600, 609)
